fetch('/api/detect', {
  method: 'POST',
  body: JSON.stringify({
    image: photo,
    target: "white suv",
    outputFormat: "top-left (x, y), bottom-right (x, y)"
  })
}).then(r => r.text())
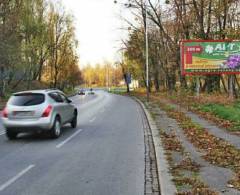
top-left (2, 89), bottom-right (78, 139)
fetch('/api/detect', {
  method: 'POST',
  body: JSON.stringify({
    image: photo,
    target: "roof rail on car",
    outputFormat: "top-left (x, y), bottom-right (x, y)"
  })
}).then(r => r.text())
top-left (45, 88), bottom-right (59, 91)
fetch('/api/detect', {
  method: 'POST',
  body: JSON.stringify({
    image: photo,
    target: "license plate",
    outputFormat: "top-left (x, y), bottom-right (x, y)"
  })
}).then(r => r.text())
top-left (13, 111), bottom-right (35, 117)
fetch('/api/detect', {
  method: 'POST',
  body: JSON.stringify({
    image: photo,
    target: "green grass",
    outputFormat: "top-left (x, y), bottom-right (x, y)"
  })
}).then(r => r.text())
top-left (109, 87), bottom-right (127, 95)
top-left (63, 88), bottom-right (77, 96)
top-left (196, 103), bottom-right (240, 130)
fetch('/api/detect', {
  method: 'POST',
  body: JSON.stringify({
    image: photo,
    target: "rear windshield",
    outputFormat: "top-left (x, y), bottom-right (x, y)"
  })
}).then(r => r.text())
top-left (8, 93), bottom-right (45, 106)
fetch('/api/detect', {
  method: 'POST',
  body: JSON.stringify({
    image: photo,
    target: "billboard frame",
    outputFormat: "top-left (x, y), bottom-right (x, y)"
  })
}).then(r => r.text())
top-left (180, 39), bottom-right (240, 76)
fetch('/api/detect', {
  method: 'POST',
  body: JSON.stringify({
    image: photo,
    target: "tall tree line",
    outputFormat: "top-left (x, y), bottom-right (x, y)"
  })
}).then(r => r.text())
top-left (0, 0), bottom-right (82, 97)
top-left (122, 0), bottom-right (240, 95)
top-left (82, 63), bottom-right (123, 87)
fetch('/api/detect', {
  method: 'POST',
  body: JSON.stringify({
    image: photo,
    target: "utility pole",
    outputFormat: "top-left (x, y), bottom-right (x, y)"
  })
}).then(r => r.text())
top-left (145, 0), bottom-right (149, 102)
top-left (114, 0), bottom-right (149, 100)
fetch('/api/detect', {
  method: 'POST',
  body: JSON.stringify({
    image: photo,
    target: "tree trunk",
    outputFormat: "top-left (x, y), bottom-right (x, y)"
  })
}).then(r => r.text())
top-left (228, 75), bottom-right (234, 99)
top-left (0, 67), bottom-right (5, 97)
top-left (234, 75), bottom-right (240, 90)
top-left (205, 75), bottom-right (220, 93)
top-left (167, 72), bottom-right (176, 93)
top-left (220, 75), bottom-right (228, 93)
top-left (124, 73), bottom-right (130, 93)
top-left (179, 70), bottom-right (187, 89)
top-left (154, 70), bottom-right (160, 92)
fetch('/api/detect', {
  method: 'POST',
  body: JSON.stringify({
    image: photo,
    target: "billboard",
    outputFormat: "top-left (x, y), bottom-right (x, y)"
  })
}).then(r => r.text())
top-left (181, 40), bottom-right (240, 75)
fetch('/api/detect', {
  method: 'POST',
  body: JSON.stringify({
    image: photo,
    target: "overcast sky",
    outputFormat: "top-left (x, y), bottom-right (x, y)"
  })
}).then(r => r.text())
top-left (61, 0), bottom-right (129, 67)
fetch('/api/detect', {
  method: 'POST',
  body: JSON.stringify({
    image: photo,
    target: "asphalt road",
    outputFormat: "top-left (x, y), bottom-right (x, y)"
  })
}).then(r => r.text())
top-left (0, 91), bottom-right (145, 195)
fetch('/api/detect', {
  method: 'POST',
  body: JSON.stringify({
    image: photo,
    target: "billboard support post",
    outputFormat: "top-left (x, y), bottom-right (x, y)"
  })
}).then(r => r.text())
top-left (229, 75), bottom-right (234, 99)
top-left (196, 76), bottom-right (200, 97)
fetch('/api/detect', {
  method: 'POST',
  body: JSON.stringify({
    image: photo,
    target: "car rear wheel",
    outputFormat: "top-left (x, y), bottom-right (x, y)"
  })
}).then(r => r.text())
top-left (6, 129), bottom-right (18, 140)
top-left (51, 117), bottom-right (61, 138)
top-left (71, 113), bottom-right (77, 128)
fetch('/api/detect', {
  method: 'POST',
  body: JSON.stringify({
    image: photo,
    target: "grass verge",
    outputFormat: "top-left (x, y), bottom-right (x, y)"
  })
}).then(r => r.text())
top-left (193, 103), bottom-right (240, 131)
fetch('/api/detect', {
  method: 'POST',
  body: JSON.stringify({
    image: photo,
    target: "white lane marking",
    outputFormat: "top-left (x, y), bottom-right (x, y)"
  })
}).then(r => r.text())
top-left (56, 129), bottom-right (82, 149)
top-left (0, 131), bottom-right (5, 136)
top-left (89, 117), bottom-right (96, 123)
top-left (0, 164), bottom-right (35, 192)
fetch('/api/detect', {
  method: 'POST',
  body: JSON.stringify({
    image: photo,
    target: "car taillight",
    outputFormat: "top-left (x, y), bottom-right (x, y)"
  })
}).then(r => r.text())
top-left (42, 105), bottom-right (52, 117)
top-left (2, 107), bottom-right (8, 118)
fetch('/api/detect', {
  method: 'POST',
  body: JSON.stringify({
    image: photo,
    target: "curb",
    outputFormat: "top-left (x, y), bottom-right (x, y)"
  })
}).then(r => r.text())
top-left (135, 98), bottom-right (177, 195)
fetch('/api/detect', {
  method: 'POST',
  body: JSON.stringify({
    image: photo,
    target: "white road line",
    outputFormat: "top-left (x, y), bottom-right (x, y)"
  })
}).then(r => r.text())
top-left (89, 117), bottom-right (96, 123)
top-left (0, 164), bottom-right (35, 192)
top-left (56, 129), bottom-right (82, 149)
top-left (0, 131), bottom-right (5, 136)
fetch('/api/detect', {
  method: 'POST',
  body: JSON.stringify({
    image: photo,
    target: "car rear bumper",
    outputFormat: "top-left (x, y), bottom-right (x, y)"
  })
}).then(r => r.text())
top-left (1, 117), bottom-right (53, 132)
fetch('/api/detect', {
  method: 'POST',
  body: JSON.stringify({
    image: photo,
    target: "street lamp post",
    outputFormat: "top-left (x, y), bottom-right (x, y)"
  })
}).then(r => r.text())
top-left (144, 1), bottom-right (149, 102)
top-left (114, 0), bottom-right (149, 101)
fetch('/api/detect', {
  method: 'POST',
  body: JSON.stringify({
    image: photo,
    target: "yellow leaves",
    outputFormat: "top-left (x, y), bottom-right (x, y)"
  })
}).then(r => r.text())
top-left (161, 132), bottom-right (184, 152)
top-left (82, 63), bottom-right (123, 87)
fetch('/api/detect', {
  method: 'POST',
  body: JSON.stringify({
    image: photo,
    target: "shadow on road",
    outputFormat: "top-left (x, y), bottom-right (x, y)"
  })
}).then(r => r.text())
top-left (6, 125), bottom-right (77, 143)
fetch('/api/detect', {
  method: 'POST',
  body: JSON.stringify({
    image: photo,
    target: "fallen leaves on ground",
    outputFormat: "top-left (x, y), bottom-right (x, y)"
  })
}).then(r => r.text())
top-left (173, 157), bottom-right (201, 173)
top-left (130, 91), bottom-right (239, 132)
top-left (174, 177), bottom-right (218, 195)
top-left (158, 101), bottom-right (240, 190)
top-left (161, 132), bottom-right (184, 152)
top-left (133, 92), bottom-right (240, 191)
top-left (158, 124), bottom-right (216, 194)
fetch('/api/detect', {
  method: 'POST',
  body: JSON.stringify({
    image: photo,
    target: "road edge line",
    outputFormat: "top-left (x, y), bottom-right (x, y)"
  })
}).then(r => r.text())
top-left (0, 131), bottom-right (5, 136)
top-left (134, 97), bottom-right (177, 195)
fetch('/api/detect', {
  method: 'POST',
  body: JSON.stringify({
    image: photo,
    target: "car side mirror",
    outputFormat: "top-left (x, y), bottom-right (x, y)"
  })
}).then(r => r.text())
top-left (67, 99), bottom-right (72, 103)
